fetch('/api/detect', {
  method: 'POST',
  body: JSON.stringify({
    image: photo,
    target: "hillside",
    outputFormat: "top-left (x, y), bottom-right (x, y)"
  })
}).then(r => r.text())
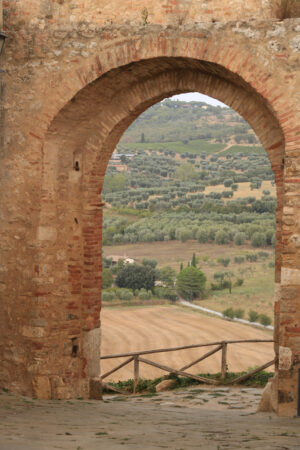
top-left (102, 98), bottom-right (276, 325)
top-left (119, 99), bottom-right (259, 146)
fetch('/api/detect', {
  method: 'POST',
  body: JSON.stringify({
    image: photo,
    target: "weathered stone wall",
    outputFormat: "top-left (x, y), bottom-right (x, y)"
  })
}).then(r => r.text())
top-left (0, 0), bottom-right (300, 416)
top-left (2, 0), bottom-right (280, 27)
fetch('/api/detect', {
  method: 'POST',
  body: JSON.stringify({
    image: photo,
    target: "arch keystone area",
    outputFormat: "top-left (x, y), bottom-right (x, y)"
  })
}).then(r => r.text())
top-left (0, 11), bottom-right (300, 417)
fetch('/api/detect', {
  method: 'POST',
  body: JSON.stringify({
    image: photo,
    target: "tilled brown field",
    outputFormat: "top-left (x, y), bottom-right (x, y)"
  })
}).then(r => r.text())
top-left (101, 305), bottom-right (274, 381)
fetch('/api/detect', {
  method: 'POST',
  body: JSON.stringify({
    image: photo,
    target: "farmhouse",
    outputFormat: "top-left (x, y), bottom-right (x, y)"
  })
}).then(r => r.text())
top-left (108, 256), bottom-right (136, 265)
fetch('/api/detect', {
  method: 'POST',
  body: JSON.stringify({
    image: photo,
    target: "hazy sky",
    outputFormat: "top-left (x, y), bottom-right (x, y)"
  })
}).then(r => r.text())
top-left (170, 92), bottom-right (228, 107)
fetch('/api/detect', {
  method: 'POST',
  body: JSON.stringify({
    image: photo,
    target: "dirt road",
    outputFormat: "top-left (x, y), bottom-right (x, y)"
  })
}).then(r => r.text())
top-left (101, 305), bottom-right (274, 381)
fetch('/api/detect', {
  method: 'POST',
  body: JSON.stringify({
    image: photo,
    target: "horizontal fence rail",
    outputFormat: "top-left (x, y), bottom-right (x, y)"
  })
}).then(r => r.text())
top-left (100, 339), bottom-right (275, 394)
top-left (100, 339), bottom-right (274, 359)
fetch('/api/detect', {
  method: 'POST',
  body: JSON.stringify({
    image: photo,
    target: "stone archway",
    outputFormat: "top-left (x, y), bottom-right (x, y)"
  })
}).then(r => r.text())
top-left (1, 25), bottom-right (299, 416)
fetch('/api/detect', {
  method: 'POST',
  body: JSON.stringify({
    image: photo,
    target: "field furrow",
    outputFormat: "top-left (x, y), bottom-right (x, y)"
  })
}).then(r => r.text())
top-left (100, 305), bottom-right (273, 381)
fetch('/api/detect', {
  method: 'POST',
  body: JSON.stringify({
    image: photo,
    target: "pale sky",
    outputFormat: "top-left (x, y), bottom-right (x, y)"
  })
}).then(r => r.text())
top-left (170, 92), bottom-right (228, 107)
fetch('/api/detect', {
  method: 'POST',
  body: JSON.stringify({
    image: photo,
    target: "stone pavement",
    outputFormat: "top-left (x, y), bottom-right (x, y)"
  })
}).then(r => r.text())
top-left (0, 386), bottom-right (300, 449)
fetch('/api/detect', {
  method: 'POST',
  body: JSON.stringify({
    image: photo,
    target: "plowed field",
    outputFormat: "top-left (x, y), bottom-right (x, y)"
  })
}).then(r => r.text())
top-left (101, 305), bottom-right (274, 381)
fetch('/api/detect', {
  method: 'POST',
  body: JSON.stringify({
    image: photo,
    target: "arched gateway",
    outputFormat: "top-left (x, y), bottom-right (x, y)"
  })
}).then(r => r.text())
top-left (0, 2), bottom-right (299, 417)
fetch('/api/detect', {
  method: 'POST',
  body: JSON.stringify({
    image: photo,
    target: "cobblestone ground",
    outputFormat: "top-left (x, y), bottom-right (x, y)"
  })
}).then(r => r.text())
top-left (0, 386), bottom-right (300, 449)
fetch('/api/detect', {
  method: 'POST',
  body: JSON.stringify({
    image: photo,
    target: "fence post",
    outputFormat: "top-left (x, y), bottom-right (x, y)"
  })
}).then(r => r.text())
top-left (221, 342), bottom-right (228, 380)
top-left (133, 355), bottom-right (140, 394)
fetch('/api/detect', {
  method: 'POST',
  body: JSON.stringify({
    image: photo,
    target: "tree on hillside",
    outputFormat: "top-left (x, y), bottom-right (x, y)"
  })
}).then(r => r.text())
top-left (191, 253), bottom-right (197, 267)
top-left (251, 232), bottom-right (266, 247)
top-left (116, 264), bottom-right (155, 291)
top-left (142, 258), bottom-right (158, 269)
top-left (176, 266), bottom-right (206, 301)
top-left (215, 230), bottom-right (229, 245)
top-left (103, 173), bottom-right (127, 194)
top-left (120, 154), bottom-right (128, 164)
top-left (175, 162), bottom-right (198, 182)
top-left (158, 266), bottom-right (176, 287)
top-left (213, 271), bottom-right (234, 294)
top-left (234, 232), bottom-right (246, 246)
top-left (102, 268), bottom-right (113, 289)
top-left (224, 178), bottom-right (234, 187)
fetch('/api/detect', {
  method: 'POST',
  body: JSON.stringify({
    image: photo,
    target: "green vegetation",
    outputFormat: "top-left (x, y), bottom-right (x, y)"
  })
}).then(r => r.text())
top-left (248, 310), bottom-right (259, 322)
top-left (116, 263), bottom-right (156, 291)
top-left (120, 99), bottom-right (258, 145)
top-left (258, 314), bottom-right (272, 327)
top-left (103, 117), bottom-right (275, 246)
top-left (121, 139), bottom-right (225, 155)
top-left (102, 268), bottom-right (113, 289)
top-left (223, 307), bottom-right (244, 319)
top-left (102, 98), bottom-right (276, 321)
top-left (176, 266), bottom-right (207, 300)
top-left (103, 370), bottom-right (274, 394)
top-left (221, 145), bottom-right (265, 156)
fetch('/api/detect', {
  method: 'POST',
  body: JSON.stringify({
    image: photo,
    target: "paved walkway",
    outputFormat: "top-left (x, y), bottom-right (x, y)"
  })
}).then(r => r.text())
top-left (0, 386), bottom-right (300, 449)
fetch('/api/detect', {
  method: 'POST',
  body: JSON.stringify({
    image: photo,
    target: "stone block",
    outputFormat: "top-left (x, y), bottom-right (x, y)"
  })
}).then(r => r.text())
top-left (83, 328), bottom-right (101, 377)
top-left (32, 376), bottom-right (51, 400)
top-left (89, 377), bottom-right (103, 400)
top-left (281, 268), bottom-right (300, 286)
top-left (156, 379), bottom-right (177, 392)
top-left (37, 226), bottom-right (57, 241)
top-left (257, 375), bottom-right (278, 413)
top-left (22, 326), bottom-right (45, 338)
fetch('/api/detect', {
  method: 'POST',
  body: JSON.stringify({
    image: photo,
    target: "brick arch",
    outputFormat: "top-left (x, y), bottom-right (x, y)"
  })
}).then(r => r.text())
top-left (35, 55), bottom-right (285, 403)
top-left (3, 28), bottom-right (298, 415)
top-left (38, 29), bottom-right (290, 140)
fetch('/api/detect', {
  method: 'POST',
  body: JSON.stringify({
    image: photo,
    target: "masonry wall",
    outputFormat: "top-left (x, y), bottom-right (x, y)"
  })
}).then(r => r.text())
top-left (0, 0), bottom-right (300, 415)
top-left (2, 0), bottom-right (280, 27)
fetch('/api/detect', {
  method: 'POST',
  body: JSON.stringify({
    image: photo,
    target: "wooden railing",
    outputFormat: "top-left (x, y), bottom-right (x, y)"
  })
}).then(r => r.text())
top-left (100, 339), bottom-right (275, 394)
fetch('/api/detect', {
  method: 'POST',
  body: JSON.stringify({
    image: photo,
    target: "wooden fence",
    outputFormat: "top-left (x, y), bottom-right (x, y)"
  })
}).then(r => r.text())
top-left (100, 339), bottom-right (275, 394)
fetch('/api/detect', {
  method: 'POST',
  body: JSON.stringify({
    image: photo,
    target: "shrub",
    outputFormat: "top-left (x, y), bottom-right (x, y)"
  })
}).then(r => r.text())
top-left (234, 278), bottom-right (244, 287)
top-left (223, 307), bottom-right (235, 319)
top-left (251, 232), bottom-right (266, 248)
top-left (196, 229), bottom-right (210, 243)
top-left (210, 282), bottom-right (222, 291)
top-left (224, 178), bottom-right (234, 187)
top-left (248, 310), bottom-right (259, 322)
top-left (138, 289), bottom-right (152, 300)
top-left (259, 314), bottom-right (272, 326)
top-left (265, 229), bottom-right (274, 246)
top-left (116, 289), bottom-right (134, 301)
top-left (258, 251), bottom-right (268, 259)
top-left (246, 253), bottom-right (258, 262)
top-left (142, 258), bottom-right (158, 269)
top-left (177, 228), bottom-right (192, 243)
top-left (217, 257), bottom-right (230, 267)
top-left (234, 308), bottom-right (244, 319)
top-left (102, 268), bottom-right (113, 289)
top-left (234, 232), bottom-right (246, 246)
top-left (102, 291), bottom-right (116, 302)
top-left (215, 230), bottom-right (229, 245)
top-left (234, 256), bottom-right (245, 264)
